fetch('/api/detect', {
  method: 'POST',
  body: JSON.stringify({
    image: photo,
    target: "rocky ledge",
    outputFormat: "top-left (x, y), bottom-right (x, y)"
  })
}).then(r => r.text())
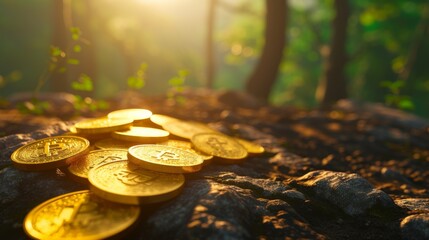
top-left (1, 90), bottom-right (429, 239)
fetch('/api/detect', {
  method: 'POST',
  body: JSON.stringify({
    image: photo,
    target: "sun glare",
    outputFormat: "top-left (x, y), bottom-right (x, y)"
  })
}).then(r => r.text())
top-left (136, 0), bottom-right (175, 5)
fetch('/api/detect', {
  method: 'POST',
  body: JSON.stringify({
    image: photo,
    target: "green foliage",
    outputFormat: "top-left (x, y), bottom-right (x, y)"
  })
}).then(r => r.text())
top-left (127, 63), bottom-right (147, 90)
top-left (167, 70), bottom-right (188, 105)
top-left (0, 70), bottom-right (22, 88)
top-left (72, 74), bottom-right (93, 92)
top-left (16, 99), bottom-right (50, 115)
top-left (72, 95), bottom-right (109, 113)
top-left (380, 80), bottom-right (414, 110)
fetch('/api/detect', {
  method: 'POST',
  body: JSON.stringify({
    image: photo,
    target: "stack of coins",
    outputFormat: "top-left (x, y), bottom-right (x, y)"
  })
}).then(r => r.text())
top-left (10, 108), bottom-right (265, 239)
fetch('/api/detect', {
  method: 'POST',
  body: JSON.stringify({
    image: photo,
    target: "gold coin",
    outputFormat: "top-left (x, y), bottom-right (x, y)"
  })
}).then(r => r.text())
top-left (235, 138), bottom-right (265, 154)
top-left (94, 138), bottom-right (138, 150)
top-left (191, 133), bottom-right (248, 162)
top-left (88, 160), bottom-right (185, 204)
top-left (159, 139), bottom-right (213, 162)
top-left (162, 120), bottom-right (215, 139)
top-left (112, 127), bottom-right (169, 143)
top-left (128, 144), bottom-right (204, 173)
top-left (63, 129), bottom-right (112, 142)
top-left (74, 117), bottom-right (133, 134)
top-left (24, 190), bottom-right (140, 240)
top-left (108, 108), bottom-right (152, 122)
top-left (11, 136), bottom-right (90, 171)
top-left (149, 114), bottom-right (178, 126)
top-left (68, 149), bottom-right (128, 183)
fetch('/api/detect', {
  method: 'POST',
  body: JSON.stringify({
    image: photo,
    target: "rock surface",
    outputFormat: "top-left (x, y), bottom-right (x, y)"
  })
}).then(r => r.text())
top-left (400, 214), bottom-right (429, 240)
top-left (291, 170), bottom-right (397, 216)
top-left (1, 91), bottom-right (429, 239)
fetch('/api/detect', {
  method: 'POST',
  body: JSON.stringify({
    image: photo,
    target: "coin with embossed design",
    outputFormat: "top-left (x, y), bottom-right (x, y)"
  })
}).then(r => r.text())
top-left (11, 136), bottom-right (90, 171)
top-left (191, 133), bottom-right (248, 163)
top-left (74, 117), bottom-right (133, 134)
top-left (88, 160), bottom-right (185, 204)
top-left (235, 138), bottom-right (265, 154)
top-left (107, 108), bottom-right (152, 123)
top-left (161, 120), bottom-right (216, 139)
top-left (158, 139), bottom-right (213, 163)
top-left (24, 190), bottom-right (140, 240)
top-left (112, 127), bottom-right (169, 143)
top-left (128, 144), bottom-right (204, 173)
top-left (68, 149), bottom-right (128, 183)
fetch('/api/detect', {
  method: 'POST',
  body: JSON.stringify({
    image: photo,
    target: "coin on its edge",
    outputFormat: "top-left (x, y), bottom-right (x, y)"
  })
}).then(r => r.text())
top-left (108, 108), bottom-right (152, 123)
top-left (112, 127), bottom-right (169, 143)
top-left (235, 138), bottom-right (265, 154)
top-left (68, 149), bottom-right (128, 183)
top-left (191, 133), bottom-right (248, 163)
top-left (88, 160), bottom-right (185, 205)
top-left (74, 117), bottom-right (133, 134)
top-left (24, 190), bottom-right (140, 240)
top-left (128, 144), bottom-right (204, 173)
top-left (11, 136), bottom-right (90, 171)
top-left (150, 114), bottom-right (178, 127)
top-left (161, 120), bottom-right (215, 139)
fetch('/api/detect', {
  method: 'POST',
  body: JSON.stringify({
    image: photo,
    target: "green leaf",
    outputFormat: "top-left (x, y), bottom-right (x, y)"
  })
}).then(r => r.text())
top-left (127, 76), bottom-right (144, 89)
top-left (398, 99), bottom-right (414, 110)
top-left (67, 58), bottom-right (80, 65)
top-left (67, 59), bottom-right (80, 65)
top-left (57, 67), bottom-right (67, 73)
top-left (70, 27), bottom-right (81, 40)
top-left (168, 77), bottom-right (184, 86)
top-left (73, 44), bottom-right (81, 52)
top-left (71, 74), bottom-right (93, 91)
top-left (50, 46), bottom-right (64, 57)
top-left (178, 69), bottom-right (189, 77)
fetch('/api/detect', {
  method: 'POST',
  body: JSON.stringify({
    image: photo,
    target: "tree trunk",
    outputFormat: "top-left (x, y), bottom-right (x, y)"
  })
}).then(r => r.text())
top-left (245, 0), bottom-right (287, 101)
top-left (316, 0), bottom-right (349, 107)
top-left (206, 0), bottom-right (217, 89)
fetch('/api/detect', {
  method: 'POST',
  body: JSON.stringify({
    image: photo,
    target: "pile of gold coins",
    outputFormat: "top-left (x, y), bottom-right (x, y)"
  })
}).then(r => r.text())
top-left (10, 108), bottom-right (265, 239)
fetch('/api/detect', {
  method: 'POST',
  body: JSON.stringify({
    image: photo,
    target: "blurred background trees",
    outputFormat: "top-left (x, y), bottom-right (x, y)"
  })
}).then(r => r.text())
top-left (0, 0), bottom-right (428, 117)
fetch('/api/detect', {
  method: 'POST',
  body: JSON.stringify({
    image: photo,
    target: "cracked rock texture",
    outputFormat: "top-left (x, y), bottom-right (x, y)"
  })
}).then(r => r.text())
top-left (1, 92), bottom-right (429, 239)
top-left (291, 170), bottom-right (397, 216)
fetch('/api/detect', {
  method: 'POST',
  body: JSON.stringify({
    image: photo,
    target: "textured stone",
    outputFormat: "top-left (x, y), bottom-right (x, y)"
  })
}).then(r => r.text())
top-left (400, 214), bottom-right (429, 240)
top-left (0, 167), bottom-right (84, 239)
top-left (211, 172), bottom-right (306, 201)
top-left (395, 198), bottom-right (429, 212)
top-left (142, 180), bottom-right (324, 240)
top-left (292, 170), bottom-right (396, 216)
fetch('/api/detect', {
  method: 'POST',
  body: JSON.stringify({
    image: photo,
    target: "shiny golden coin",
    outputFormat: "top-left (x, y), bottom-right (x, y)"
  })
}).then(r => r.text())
top-left (24, 190), bottom-right (140, 240)
top-left (89, 160), bottom-right (185, 204)
top-left (162, 120), bottom-right (215, 139)
top-left (128, 144), bottom-right (204, 173)
top-left (235, 138), bottom-right (265, 154)
top-left (112, 126), bottom-right (169, 143)
top-left (68, 149), bottom-right (128, 183)
top-left (149, 114), bottom-right (178, 127)
top-left (63, 128), bottom-right (112, 142)
top-left (108, 108), bottom-right (152, 122)
top-left (191, 133), bottom-right (248, 162)
top-left (11, 136), bottom-right (90, 171)
top-left (74, 117), bottom-right (133, 134)
top-left (159, 139), bottom-right (213, 162)
top-left (94, 138), bottom-right (138, 150)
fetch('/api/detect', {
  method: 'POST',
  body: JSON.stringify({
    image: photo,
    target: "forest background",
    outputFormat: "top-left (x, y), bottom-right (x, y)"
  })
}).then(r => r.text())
top-left (0, 0), bottom-right (428, 118)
